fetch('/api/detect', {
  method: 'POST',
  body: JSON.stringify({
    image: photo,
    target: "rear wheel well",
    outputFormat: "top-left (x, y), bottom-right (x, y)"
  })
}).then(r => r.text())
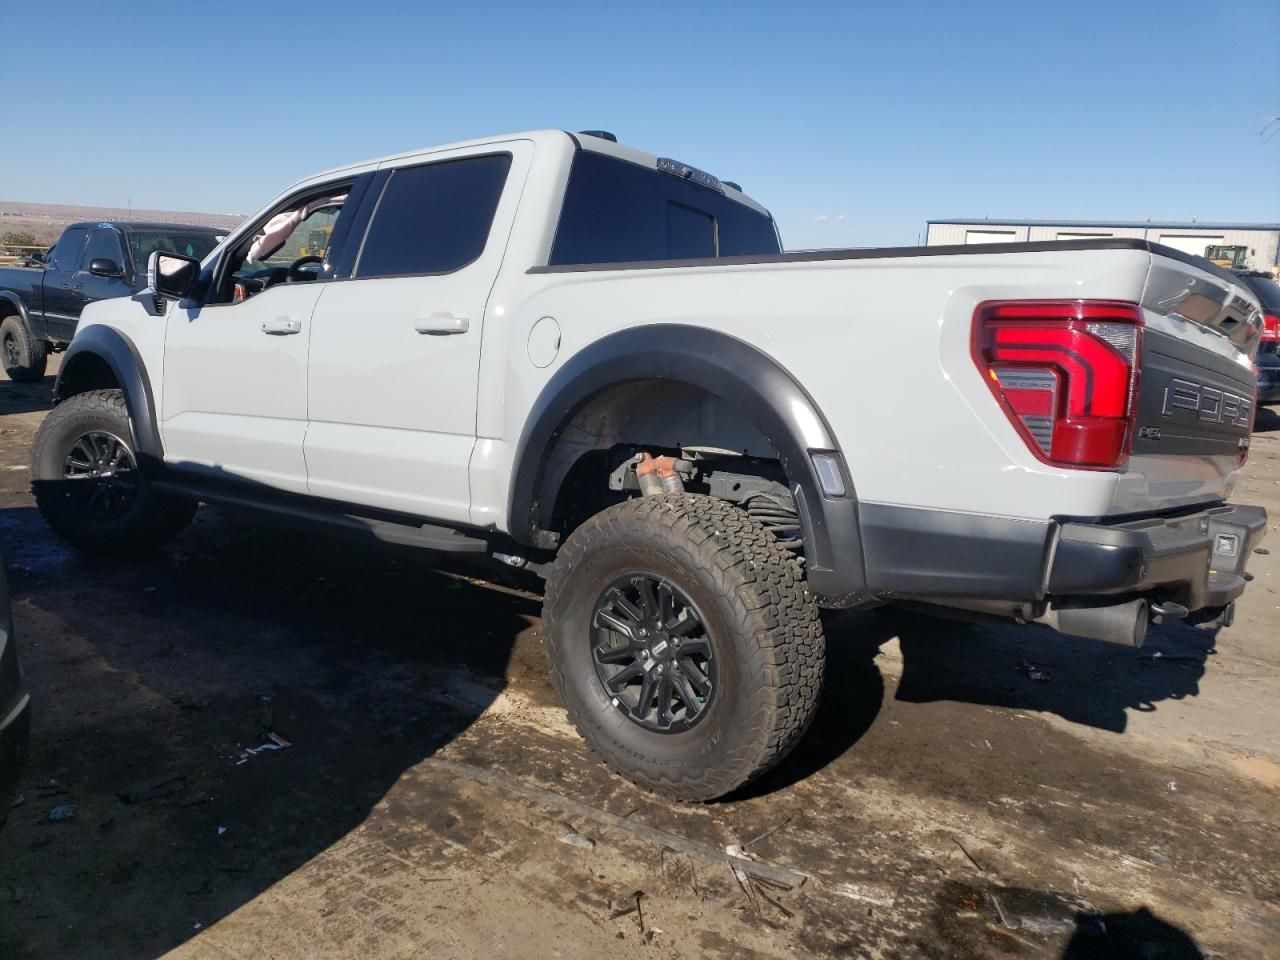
top-left (57, 352), bottom-right (121, 400)
top-left (538, 379), bottom-right (800, 544)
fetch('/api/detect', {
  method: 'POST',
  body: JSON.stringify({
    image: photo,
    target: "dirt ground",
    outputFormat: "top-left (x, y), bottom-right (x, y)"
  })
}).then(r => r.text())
top-left (0, 358), bottom-right (1277, 960)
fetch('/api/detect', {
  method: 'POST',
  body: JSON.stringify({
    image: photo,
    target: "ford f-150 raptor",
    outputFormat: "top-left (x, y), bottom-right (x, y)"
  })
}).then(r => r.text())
top-left (29, 130), bottom-right (1268, 800)
top-left (0, 221), bottom-right (225, 381)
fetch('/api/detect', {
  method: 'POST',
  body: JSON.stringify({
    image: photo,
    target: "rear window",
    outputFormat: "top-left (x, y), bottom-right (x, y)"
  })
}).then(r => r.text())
top-left (127, 231), bottom-right (220, 268)
top-left (549, 150), bottom-right (780, 266)
top-left (1243, 275), bottom-right (1280, 313)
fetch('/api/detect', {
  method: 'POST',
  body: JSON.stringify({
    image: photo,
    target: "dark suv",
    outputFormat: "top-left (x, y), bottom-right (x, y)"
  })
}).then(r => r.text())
top-left (1233, 270), bottom-right (1280, 405)
top-left (0, 561), bottom-right (29, 828)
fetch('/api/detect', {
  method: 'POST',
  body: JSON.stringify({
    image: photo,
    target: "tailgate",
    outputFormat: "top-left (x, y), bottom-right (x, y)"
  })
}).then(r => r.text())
top-left (1112, 251), bottom-right (1262, 514)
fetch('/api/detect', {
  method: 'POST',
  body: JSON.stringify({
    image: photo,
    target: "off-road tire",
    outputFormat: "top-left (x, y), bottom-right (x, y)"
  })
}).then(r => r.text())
top-left (31, 389), bottom-right (196, 554)
top-left (1, 316), bottom-right (48, 383)
top-left (543, 494), bottom-right (825, 801)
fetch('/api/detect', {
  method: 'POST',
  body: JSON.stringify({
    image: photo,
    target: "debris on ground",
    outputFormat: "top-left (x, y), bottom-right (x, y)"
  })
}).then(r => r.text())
top-left (217, 826), bottom-right (228, 836)
top-left (235, 732), bottom-right (291, 765)
top-left (423, 756), bottom-right (808, 889)
top-left (1139, 651), bottom-right (1204, 665)
top-left (35, 779), bottom-right (68, 799)
top-left (986, 887), bottom-right (1104, 936)
top-left (1016, 658), bottom-right (1051, 681)
top-left (257, 695), bottom-right (274, 731)
top-left (559, 832), bottom-right (596, 850)
top-left (953, 837), bottom-right (987, 875)
top-left (47, 804), bottom-right (77, 823)
top-left (118, 772), bottom-right (187, 804)
top-left (9, 791), bottom-right (23, 809)
top-left (725, 842), bottom-right (798, 920)
top-left (741, 818), bottom-right (792, 850)
top-left (609, 891), bottom-right (648, 937)
top-left (831, 880), bottom-right (898, 909)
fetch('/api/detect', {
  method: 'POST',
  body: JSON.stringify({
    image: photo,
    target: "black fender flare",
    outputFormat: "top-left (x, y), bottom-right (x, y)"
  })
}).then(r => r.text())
top-left (54, 325), bottom-right (164, 462)
top-left (0, 292), bottom-right (34, 335)
top-left (507, 324), bottom-right (868, 605)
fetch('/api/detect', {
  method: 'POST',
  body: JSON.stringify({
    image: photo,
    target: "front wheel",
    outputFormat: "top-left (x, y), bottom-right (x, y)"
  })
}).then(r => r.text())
top-left (1, 316), bottom-right (48, 383)
top-left (31, 389), bottom-right (196, 554)
top-left (543, 494), bottom-right (825, 801)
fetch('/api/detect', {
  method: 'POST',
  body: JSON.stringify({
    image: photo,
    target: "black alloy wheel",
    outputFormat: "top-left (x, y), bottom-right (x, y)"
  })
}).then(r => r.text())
top-left (62, 429), bottom-right (140, 522)
top-left (591, 573), bottom-right (718, 733)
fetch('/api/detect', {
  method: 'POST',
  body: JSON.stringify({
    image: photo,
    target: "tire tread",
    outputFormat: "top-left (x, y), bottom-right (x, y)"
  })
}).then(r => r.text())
top-left (544, 494), bottom-right (824, 801)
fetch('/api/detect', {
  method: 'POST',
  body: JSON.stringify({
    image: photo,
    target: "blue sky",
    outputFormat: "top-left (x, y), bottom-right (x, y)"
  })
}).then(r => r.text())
top-left (1, 0), bottom-right (1276, 249)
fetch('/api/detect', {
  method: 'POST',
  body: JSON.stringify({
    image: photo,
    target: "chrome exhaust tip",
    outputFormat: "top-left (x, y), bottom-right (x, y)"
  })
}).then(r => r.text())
top-left (1034, 598), bottom-right (1150, 648)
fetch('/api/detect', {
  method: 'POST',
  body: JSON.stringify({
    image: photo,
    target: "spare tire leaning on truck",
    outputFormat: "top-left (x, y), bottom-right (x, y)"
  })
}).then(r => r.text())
top-left (1, 315), bottom-right (48, 383)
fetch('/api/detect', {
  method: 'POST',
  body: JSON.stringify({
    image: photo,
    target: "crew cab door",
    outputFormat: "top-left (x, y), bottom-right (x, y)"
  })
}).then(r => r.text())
top-left (41, 226), bottom-right (89, 341)
top-left (160, 183), bottom-right (359, 495)
top-left (304, 142), bottom-right (529, 523)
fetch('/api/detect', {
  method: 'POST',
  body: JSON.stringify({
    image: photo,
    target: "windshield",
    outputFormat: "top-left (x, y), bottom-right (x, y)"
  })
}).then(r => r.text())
top-left (127, 231), bottom-right (222, 270)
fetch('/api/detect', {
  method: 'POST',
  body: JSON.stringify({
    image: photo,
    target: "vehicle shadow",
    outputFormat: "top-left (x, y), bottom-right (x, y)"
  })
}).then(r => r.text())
top-left (0, 500), bottom-right (535, 960)
top-left (885, 605), bottom-right (1215, 734)
top-left (739, 597), bottom-right (1216, 796)
top-left (1059, 905), bottom-right (1206, 958)
top-left (1252, 405), bottom-right (1280, 433)
top-left (0, 374), bottom-right (55, 416)
top-left (731, 608), bottom-right (886, 798)
top-left (930, 881), bottom-right (1207, 958)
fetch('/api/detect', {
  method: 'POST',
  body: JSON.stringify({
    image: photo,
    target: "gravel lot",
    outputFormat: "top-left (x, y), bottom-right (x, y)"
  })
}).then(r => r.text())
top-left (1, 359), bottom-right (1277, 959)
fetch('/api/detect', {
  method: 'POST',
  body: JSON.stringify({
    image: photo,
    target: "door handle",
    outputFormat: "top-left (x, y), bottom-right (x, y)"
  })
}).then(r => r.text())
top-left (261, 317), bottom-right (301, 335)
top-left (414, 314), bottom-right (469, 335)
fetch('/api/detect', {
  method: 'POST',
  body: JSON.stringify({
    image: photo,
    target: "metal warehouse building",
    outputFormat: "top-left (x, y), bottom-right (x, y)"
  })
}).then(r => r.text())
top-left (925, 219), bottom-right (1280, 272)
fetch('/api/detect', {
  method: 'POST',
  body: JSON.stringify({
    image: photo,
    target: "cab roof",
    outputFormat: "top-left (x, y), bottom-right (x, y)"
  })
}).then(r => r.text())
top-left (67, 221), bottom-right (226, 234)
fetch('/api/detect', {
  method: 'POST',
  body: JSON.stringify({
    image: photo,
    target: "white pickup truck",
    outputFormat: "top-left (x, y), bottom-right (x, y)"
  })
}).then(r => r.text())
top-left (32, 130), bottom-right (1267, 800)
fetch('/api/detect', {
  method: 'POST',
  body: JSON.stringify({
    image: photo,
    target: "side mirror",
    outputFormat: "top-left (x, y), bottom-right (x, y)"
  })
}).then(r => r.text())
top-left (147, 250), bottom-right (200, 302)
top-left (88, 258), bottom-right (122, 278)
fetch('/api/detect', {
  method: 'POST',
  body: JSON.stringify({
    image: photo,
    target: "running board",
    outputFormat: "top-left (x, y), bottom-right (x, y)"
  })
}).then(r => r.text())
top-left (153, 479), bottom-right (490, 554)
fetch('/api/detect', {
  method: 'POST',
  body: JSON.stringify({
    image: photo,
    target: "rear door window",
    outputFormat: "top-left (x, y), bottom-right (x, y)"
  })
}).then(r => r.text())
top-left (549, 151), bottom-right (780, 266)
top-left (355, 154), bottom-right (512, 279)
top-left (48, 227), bottom-right (89, 272)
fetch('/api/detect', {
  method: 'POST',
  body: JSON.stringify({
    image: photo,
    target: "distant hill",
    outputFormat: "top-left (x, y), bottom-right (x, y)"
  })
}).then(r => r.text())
top-left (0, 201), bottom-right (245, 247)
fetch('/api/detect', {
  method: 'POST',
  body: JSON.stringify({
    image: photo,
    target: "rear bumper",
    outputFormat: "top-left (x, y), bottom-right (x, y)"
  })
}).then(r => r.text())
top-left (855, 501), bottom-right (1267, 614)
top-left (1049, 503), bottom-right (1268, 610)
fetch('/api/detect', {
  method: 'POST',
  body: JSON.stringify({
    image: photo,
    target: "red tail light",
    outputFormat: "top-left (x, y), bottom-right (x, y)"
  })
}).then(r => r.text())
top-left (973, 300), bottom-right (1144, 470)
top-left (1262, 313), bottom-right (1280, 344)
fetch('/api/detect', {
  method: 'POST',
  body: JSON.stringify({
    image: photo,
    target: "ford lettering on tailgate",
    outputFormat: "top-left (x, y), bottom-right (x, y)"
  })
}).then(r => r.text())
top-left (1162, 377), bottom-right (1252, 427)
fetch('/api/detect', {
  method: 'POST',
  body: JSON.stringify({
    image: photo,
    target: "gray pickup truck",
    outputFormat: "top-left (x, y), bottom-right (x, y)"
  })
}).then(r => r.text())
top-left (0, 221), bottom-right (225, 381)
